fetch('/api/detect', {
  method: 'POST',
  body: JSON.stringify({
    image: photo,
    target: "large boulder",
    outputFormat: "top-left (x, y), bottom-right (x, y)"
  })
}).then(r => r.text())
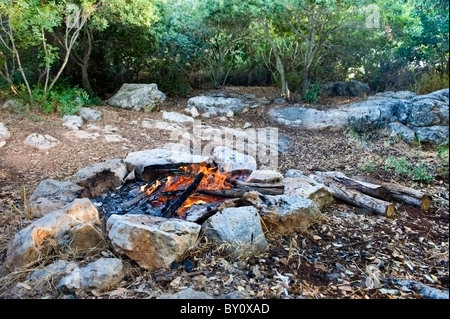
top-left (186, 96), bottom-right (257, 117)
top-left (28, 179), bottom-right (87, 218)
top-left (200, 206), bottom-right (268, 258)
top-left (107, 83), bottom-right (166, 111)
top-left (107, 214), bottom-right (201, 271)
top-left (73, 158), bottom-right (128, 198)
top-left (5, 198), bottom-right (101, 271)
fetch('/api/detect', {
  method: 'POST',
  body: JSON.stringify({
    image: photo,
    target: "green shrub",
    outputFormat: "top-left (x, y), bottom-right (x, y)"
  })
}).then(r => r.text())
top-left (305, 82), bottom-right (321, 105)
top-left (384, 155), bottom-right (434, 183)
top-left (437, 142), bottom-right (449, 176)
top-left (415, 71), bottom-right (449, 94)
top-left (385, 156), bottom-right (411, 176)
top-left (359, 158), bottom-right (377, 172)
top-left (51, 86), bottom-right (90, 115)
top-left (17, 85), bottom-right (91, 115)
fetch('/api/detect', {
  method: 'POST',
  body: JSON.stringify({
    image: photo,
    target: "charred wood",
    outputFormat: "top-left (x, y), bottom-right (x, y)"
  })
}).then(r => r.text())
top-left (162, 172), bottom-right (205, 218)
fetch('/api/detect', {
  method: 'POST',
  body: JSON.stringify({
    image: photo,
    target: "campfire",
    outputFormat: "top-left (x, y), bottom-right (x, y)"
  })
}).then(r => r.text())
top-left (94, 162), bottom-right (285, 222)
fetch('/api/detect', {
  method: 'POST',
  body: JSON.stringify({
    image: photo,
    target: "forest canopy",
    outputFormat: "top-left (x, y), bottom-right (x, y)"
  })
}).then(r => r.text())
top-left (0, 0), bottom-right (448, 106)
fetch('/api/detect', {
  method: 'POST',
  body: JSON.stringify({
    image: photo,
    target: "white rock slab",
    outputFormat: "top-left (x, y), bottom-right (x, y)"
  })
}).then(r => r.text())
top-left (24, 133), bottom-right (60, 150)
top-left (107, 214), bottom-right (201, 271)
top-left (211, 146), bottom-right (257, 172)
top-left (57, 257), bottom-right (124, 293)
top-left (5, 198), bottom-right (100, 271)
top-left (162, 111), bottom-right (194, 124)
top-left (200, 206), bottom-right (268, 257)
top-left (124, 147), bottom-right (209, 172)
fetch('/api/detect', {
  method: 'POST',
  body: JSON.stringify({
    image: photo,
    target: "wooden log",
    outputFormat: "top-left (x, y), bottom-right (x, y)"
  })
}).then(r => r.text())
top-left (184, 203), bottom-right (221, 224)
top-left (162, 172), bottom-right (205, 218)
top-left (198, 185), bottom-right (284, 198)
top-left (354, 176), bottom-right (433, 211)
top-left (313, 171), bottom-right (392, 201)
top-left (374, 181), bottom-right (432, 211)
top-left (136, 162), bottom-right (211, 182)
top-left (234, 180), bottom-right (285, 189)
top-left (121, 181), bottom-right (164, 211)
top-left (321, 177), bottom-right (396, 217)
top-left (121, 192), bottom-right (148, 211)
top-left (315, 171), bottom-right (432, 211)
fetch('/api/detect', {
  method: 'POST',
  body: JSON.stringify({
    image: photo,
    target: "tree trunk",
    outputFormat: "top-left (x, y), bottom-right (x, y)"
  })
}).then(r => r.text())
top-left (301, 67), bottom-right (310, 99)
top-left (260, 20), bottom-right (290, 98)
top-left (81, 62), bottom-right (94, 97)
top-left (80, 27), bottom-right (95, 97)
top-left (301, 30), bottom-right (315, 99)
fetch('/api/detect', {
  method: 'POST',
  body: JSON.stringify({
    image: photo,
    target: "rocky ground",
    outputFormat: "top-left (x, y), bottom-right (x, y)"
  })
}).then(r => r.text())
top-left (0, 86), bottom-right (448, 300)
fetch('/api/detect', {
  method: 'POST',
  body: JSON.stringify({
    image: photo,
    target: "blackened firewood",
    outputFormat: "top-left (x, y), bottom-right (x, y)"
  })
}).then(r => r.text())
top-left (162, 172), bottom-right (205, 218)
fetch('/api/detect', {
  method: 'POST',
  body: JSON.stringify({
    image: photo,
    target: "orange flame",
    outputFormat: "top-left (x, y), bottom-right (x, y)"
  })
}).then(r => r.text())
top-left (139, 163), bottom-right (233, 217)
top-left (141, 179), bottom-right (161, 195)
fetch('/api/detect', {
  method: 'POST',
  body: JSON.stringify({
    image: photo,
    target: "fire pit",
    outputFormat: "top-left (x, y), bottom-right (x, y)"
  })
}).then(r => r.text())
top-left (93, 162), bottom-right (285, 223)
top-left (6, 145), bottom-right (327, 273)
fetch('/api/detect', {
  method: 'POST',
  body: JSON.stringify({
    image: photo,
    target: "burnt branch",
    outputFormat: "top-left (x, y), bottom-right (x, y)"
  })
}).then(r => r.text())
top-left (162, 172), bottom-right (205, 218)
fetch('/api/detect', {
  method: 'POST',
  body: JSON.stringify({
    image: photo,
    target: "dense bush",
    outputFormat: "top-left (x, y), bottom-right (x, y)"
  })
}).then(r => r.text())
top-left (0, 0), bottom-right (448, 103)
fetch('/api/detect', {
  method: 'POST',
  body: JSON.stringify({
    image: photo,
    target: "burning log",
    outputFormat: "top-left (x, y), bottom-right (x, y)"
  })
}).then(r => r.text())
top-left (234, 180), bottom-right (285, 195)
top-left (162, 172), bottom-right (205, 218)
top-left (198, 181), bottom-right (284, 198)
top-left (121, 180), bottom-right (164, 211)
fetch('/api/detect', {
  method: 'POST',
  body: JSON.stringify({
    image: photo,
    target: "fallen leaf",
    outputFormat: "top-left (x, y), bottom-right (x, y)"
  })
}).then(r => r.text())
top-left (314, 263), bottom-right (327, 271)
top-left (313, 235), bottom-right (322, 241)
top-left (365, 265), bottom-right (381, 288)
top-left (338, 285), bottom-right (353, 291)
top-left (279, 257), bottom-right (289, 266)
top-left (109, 287), bottom-right (127, 297)
top-left (224, 274), bottom-right (234, 285)
top-left (424, 274), bottom-right (436, 283)
top-left (16, 282), bottom-right (31, 290)
top-left (91, 290), bottom-right (101, 297)
top-left (404, 226), bottom-right (416, 234)
top-left (404, 261), bottom-right (414, 271)
top-left (170, 276), bottom-right (182, 287)
top-left (392, 249), bottom-right (404, 260)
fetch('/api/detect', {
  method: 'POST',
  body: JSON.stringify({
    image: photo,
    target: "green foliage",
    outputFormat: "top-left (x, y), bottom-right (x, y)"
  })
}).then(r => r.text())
top-left (19, 84), bottom-right (90, 115)
top-left (415, 70), bottom-right (450, 94)
top-left (359, 158), bottom-right (377, 172)
top-left (438, 142), bottom-right (449, 161)
top-left (437, 142), bottom-right (449, 176)
top-left (345, 125), bottom-right (378, 146)
top-left (1, 0), bottom-right (448, 98)
top-left (384, 155), bottom-right (434, 183)
top-left (52, 86), bottom-right (90, 115)
top-left (385, 156), bottom-right (411, 176)
top-left (304, 83), bottom-right (321, 105)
